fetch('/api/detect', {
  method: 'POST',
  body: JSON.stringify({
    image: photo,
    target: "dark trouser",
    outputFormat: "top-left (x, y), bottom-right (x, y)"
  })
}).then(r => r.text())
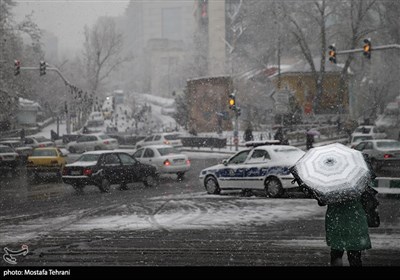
top-left (330, 249), bottom-right (362, 266)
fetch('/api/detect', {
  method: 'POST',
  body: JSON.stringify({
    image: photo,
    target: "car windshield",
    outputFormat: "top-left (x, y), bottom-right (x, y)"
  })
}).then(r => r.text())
top-left (78, 154), bottom-right (101, 162)
top-left (164, 134), bottom-right (180, 140)
top-left (354, 127), bottom-right (371, 133)
top-left (99, 135), bottom-right (111, 140)
top-left (157, 147), bottom-right (180, 155)
top-left (353, 135), bottom-right (373, 142)
top-left (0, 147), bottom-right (14, 153)
top-left (376, 141), bottom-right (400, 149)
top-left (32, 149), bottom-right (57, 157)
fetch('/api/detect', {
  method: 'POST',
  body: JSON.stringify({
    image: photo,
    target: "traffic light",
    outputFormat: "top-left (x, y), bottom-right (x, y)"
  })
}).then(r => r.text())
top-left (363, 38), bottom-right (371, 59)
top-left (39, 60), bottom-right (47, 76)
top-left (228, 93), bottom-right (236, 110)
top-left (328, 45), bottom-right (337, 64)
top-left (14, 60), bottom-right (21, 76)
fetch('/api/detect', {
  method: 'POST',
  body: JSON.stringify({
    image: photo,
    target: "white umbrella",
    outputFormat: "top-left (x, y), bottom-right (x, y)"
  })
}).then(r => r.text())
top-left (291, 143), bottom-right (372, 204)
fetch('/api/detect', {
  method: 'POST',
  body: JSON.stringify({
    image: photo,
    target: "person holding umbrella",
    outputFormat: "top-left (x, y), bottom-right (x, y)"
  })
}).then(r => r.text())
top-left (321, 193), bottom-right (372, 266)
top-left (290, 143), bottom-right (375, 266)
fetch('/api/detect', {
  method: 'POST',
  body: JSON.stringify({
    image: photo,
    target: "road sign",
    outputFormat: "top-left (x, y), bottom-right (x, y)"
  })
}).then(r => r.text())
top-left (271, 89), bottom-right (291, 105)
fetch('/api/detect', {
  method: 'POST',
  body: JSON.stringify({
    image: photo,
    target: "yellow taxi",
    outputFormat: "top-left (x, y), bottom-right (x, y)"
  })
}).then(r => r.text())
top-left (27, 147), bottom-right (67, 184)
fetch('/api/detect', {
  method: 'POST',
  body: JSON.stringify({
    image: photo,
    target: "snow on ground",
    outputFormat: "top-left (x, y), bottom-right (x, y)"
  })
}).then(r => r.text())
top-left (65, 195), bottom-right (324, 231)
top-left (31, 120), bottom-right (68, 138)
top-left (3, 192), bottom-right (399, 251)
top-left (136, 93), bottom-right (175, 107)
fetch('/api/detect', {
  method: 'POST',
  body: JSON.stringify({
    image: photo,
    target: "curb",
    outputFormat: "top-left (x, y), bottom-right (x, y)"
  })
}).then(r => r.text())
top-left (374, 177), bottom-right (400, 194)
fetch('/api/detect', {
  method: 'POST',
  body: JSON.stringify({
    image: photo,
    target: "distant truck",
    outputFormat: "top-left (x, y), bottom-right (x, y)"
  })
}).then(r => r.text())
top-left (186, 76), bottom-right (233, 133)
top-left (113, 90), bottom-right (125, 105)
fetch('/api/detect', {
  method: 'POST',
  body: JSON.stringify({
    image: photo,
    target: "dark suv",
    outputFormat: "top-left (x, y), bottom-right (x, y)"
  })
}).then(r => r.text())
top-left (62, 151), bottom-right (159, 193)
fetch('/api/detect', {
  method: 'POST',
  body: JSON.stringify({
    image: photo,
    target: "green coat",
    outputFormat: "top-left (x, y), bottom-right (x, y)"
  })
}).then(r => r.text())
top-left (325, 199), bottom-right (371, 251)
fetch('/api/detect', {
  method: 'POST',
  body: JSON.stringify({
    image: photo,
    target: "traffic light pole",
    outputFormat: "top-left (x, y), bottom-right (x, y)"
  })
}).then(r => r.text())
top-left (335, 44), bottom-right (400, 55)
top-left (234, 110), bottom-right (239, 151)
top-left (18, 66), bottom-right (72, 133)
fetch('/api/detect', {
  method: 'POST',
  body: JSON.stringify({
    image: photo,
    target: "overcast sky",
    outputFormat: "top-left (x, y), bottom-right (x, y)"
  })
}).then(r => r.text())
top-left (12, 0), bottom-right (129, 55)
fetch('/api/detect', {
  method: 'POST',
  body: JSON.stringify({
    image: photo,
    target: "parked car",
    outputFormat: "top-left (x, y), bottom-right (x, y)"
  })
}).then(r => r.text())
top-left (0, 140), bottom-right (33, 164)
top-left (23, 136), bottom-right (54, 148)
top-left (0, 145), bottom-right (20, 176)
top-left (199, 145), bottom-right (305, 198)
top-left (26, 147), bottom-right (67, 183)
top-left (66, 134), bottom-right (119, 153)
top-left (350, 134), bottom-right (374, 148)
top-left (353, 139), bottom-right (400, 171)
top-left (135, 133), bottom-right (183, 149)
top-left (133, 145), bottom-right (191, 180)
top-left (62, 151), bottom-right (159, 193)
top-left (351, 125), bottom-right (387, 140)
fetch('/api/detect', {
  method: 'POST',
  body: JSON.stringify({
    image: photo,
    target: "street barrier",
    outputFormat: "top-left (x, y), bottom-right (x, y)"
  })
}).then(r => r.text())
top-left (374, 177), bottom-right (400, 195)
top-left (180, 137), bottom-right (226, 149)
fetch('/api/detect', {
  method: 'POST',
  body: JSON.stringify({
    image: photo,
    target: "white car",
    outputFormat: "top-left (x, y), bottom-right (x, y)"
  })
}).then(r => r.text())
top-left (24, 136), bottom-right (54, 148)
top-left (353, 139), bottom-right (400, 171)
top-left (351, 125), bottom-right (387, 140)
top-left (133, 145), bottom-right (190, 180)
top-left (350, 133), bottom-right (374, 148)
top-left (135, 133), bottom-right (183, 149)
top-left (66, 134), bottom-right (119, 153)
top-left (199, 145), bottom-right (305, 198)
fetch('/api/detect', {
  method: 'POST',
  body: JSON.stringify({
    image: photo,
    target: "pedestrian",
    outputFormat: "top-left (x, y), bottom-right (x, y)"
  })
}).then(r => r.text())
top-left (322, 196), bottom-right (371, 266)
top-left (274, 127), bottom-right (283, 144)
top-left (243, 124), bottom-right (254, 142)
top-left (306, 131), bottom-right (314, 150)
top-left (20, 128), bottom-right (25, 141)
top-left (301, 179), bottom-right (374, 266)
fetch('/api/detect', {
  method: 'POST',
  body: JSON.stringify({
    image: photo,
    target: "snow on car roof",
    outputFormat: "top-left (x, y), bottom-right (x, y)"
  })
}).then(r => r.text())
top-left (83, 150), bottom-right (119, 155)
top-left (140, 144), bottom-right (175, 149)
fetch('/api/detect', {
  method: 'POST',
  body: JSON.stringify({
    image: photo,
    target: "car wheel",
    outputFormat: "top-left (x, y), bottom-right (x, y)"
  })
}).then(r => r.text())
top-left (69, 147), bottom-right (76, 154)
top-left (143, 174), bottom-right (159, 187)
top-left (145, 175), bottom-right (158, 187)
top-left (177, 172), bottom-right (185, 181)
top-left (99, 178), bottom-right (111, 193)
top-left (204, 176), bottom-right (220, 195)
top-left (264, 177), bottom-right (283, 198)
top-left (94, 146), bottom-right (101, 151)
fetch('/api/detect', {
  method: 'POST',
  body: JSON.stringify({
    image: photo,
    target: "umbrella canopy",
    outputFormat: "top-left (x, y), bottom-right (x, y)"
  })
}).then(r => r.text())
top-left (291, 143), bottom-right (372, 204)
top-left (306, 129), bottom-right (320, 136)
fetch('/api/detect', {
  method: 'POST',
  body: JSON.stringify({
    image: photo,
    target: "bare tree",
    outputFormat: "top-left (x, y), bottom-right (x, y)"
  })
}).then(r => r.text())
top-left (83, 17), bottom-right (125, 93)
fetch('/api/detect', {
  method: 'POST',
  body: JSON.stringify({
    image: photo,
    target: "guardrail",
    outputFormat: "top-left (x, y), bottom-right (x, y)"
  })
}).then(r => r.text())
top-left (374, 177), bottom-right (400, 195)
top-left (180, 137), bottom-right (227, 149)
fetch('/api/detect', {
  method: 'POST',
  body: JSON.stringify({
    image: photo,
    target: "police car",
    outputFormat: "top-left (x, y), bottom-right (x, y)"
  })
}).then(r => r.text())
top-left (199, 144), bottom-right (305, 198)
